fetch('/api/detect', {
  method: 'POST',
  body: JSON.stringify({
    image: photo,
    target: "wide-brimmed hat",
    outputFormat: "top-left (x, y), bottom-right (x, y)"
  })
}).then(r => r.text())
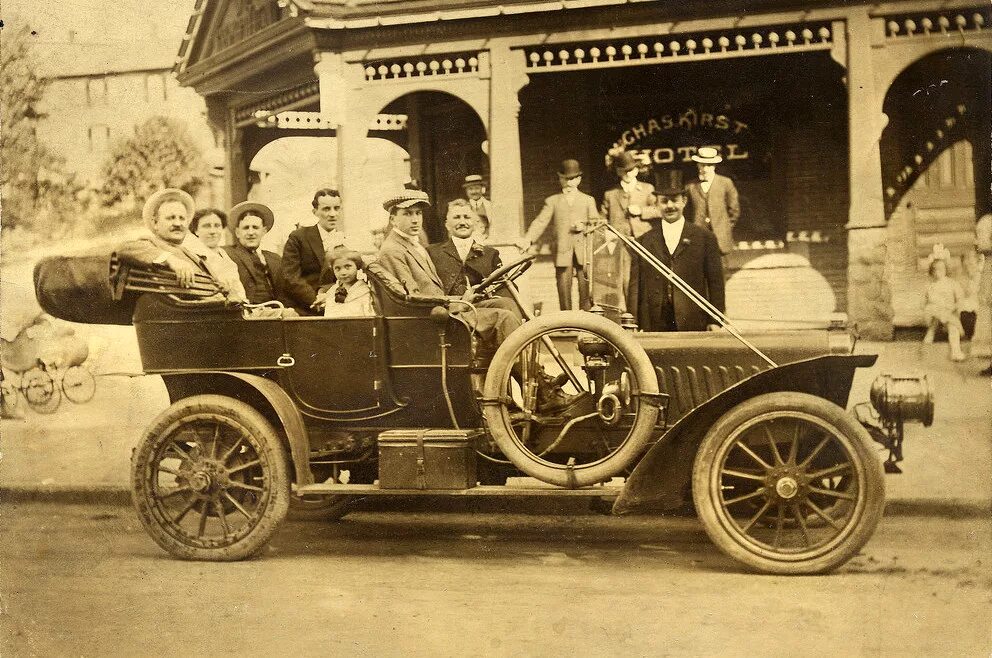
top-left (611, 151), bottom-right (640, 173)
top-left (462, 174), bottom-right (487, 189)
top-left (383, 188), bottom-right (431, 212)
top-left (229, 201), bottom-right (275, 231)
top-left (690, 146), bottom-right (723, 164)
top-left (142, 188), bottom-right (195, 229)
top-left (653, 169), bottom-right (687, 196)
top-left (557, 159), bottom-right (583, 178)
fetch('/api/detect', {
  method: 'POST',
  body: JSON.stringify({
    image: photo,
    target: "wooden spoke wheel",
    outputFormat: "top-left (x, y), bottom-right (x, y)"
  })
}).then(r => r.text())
top-left (130, 395), bottom-right (290, 561)
top-left (692, 392), bottom-right (885, 575)
top-left (482, 311), bottom-right (660, 488)
top-left (62, 365), bottom-right (96, 404)
top-left (22, 367), bottom-right (60, 414)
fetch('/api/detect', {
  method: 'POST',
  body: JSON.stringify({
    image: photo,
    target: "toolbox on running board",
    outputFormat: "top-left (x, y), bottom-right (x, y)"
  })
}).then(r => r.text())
top-left (377, 429), bottom-right (478, 490)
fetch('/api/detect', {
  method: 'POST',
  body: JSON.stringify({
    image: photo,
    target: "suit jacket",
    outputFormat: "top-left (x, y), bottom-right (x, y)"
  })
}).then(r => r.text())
top-left (224, 244), bottom-right (301, 309)
top-left (281, 225), bottom-right (326, 307)
top-left (686, 174), bottom-right (740, 254)
top-left (627, 220), bottom-right (725, 332)
top-left (116, 234), bottom-right (206, 271)
top-left (376, 230), bottom-right (445, 297)
top-left (525, 190), bottom-right (600, 266)
top-left (427, 237), bottom-right (503, 296)
top-left (600, 181), bottom-right (655, 238)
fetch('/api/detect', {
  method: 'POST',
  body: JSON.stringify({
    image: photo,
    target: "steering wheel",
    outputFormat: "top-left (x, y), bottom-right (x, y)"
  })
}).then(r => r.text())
top-left (474, 254), bottom-right (537, 298)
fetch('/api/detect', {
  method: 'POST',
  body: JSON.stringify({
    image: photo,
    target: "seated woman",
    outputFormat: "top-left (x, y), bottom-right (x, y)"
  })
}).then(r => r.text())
top-left (189, 208), bottom-right (247, 303)
top-left (316, 248), bottom-right (376, 318)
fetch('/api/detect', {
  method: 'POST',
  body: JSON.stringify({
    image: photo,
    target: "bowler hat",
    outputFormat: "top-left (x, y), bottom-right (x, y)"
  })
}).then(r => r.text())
top-left (653, 169), bottom-right (687, 196)
top-left (229, 201), bottom-right (275, 231)
top-left (383, 188), bottom-right (431, 212)
top-left (690, 146), bottom-right (723, 164)
top-left (557, 159), bottom-right (583, 178)
top-left (142, 188), bottom-right (195, 229)
top-left (611, 151), bottom-right (640, 173)
top-left (462, 174), bottom-right (487, 188)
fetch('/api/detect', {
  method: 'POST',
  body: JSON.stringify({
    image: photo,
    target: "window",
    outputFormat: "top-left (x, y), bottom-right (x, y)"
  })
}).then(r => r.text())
top-left (145, 73), bottom-right (167, 103)
top-left (86, 77), bottom-right (108, 106)
top-left (88, 125), bottom-right (111, 152)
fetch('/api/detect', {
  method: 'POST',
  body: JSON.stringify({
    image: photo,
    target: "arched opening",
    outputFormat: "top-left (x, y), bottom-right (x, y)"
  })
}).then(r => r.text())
top-left (881, 48), bottom-right (991, 326)
top-left (518, 51), bottom-right (849, 316)
top-left (376, 91), bottom-right (488, 243)
top-left (248, 136), bottom-right (409, 253)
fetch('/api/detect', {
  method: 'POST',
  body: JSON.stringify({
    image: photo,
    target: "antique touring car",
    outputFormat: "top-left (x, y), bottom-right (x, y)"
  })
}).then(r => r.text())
top-left (34, 228), bottom-right (932, 575)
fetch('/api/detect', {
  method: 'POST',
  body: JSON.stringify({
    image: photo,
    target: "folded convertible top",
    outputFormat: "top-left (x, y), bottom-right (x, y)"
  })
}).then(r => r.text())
top-left (33, 253), bottom-right (137, 325)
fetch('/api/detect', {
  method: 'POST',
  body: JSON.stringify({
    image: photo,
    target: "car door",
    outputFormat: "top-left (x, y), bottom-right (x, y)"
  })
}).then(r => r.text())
top-left (279, 317), bottom-right (385, 416)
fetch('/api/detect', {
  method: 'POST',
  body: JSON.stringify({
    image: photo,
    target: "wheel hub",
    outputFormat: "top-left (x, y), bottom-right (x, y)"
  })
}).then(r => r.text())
top-left (774, 475), bottom-right (800, 500)
top-left (189, 470), bottom-right (212, 493)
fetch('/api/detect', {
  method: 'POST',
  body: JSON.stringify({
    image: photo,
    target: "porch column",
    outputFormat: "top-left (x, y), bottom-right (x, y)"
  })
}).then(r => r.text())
top-left (315, 53), bottom-right (370, 249)
top-left (845, 10), bottom-right (894, 339)
top-left (486, 45), bottom-right (529, 245)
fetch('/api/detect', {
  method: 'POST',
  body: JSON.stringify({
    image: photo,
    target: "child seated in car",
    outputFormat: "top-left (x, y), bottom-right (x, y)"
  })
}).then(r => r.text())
top-left (315, 248), bottom-right (375, 318)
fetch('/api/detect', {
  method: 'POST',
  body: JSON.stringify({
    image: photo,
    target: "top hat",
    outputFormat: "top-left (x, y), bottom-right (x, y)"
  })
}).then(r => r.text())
top-left (611, 151), bottom-right (640, 173)
top-left (142, 188), bottom-right (195, 229)
top-left (557, 159), bottom-right (583, 178)
top-left (383, 188), bottom-right (431, 212)
top-left (229, 201), bottom-right (275, 231)
top-left (653, 169), bottom-right (687, 196)
top-left (462, 174), bottom-right (487, 188)
top-left (690, 146), bottom-right (723, 164)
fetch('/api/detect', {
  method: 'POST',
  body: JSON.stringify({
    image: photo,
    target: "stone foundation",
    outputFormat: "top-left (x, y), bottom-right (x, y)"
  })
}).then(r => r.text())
top-left (847, 227), bottom-right (895, 340)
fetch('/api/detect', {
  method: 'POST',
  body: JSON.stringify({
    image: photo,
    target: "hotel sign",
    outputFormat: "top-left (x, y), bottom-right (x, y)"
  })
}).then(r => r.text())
top-left (608, 108), bottom-right (760, 169)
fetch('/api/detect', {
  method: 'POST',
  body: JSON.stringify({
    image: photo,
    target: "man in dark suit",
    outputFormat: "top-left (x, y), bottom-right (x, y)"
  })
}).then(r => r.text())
top-left (224, 202), bottom-right (306, 314)
top-left (517, 159), bottom-right (600, 311)
top-left (282, 188), bottom-right (344, 308)
top-left (687, 146), bottom-right (740, 255)
top-left (629, 170), bottom-right (725, 332)
top-left (428, 199), bottom-right (519, 317)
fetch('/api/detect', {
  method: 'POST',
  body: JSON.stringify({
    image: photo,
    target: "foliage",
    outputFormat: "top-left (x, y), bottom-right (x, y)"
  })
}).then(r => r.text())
top-left (0, 24), bottom-right (81, 233)
top-left (100, 116), bottom-right (207, 206)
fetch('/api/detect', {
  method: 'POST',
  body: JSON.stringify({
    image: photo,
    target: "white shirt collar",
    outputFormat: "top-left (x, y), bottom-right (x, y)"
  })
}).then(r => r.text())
top-left (620, 180), bottom-right (637, 194)
top-left (451, 235), bottom-right (475, 261)
top-left (661, 216), bottom-right (686, 254)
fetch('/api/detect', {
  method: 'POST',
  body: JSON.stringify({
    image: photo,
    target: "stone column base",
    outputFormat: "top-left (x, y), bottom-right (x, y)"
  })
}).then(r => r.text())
top-left (847, 226), bottom-right (894, 340)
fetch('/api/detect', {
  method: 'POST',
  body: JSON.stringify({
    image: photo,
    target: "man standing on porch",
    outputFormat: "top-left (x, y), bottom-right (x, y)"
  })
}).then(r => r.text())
top-left (461, 174), bottom-right (497, 241)
top-left (687, 146), bottom-right (740, 255)
top-left (516, 159), bottom-right (599, 311)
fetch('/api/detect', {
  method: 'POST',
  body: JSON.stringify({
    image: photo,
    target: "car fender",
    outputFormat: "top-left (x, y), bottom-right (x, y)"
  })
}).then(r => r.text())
top-left (613, 354), bottom-right (876, 514)
top-left (160, 371), bottom-right (313, 487)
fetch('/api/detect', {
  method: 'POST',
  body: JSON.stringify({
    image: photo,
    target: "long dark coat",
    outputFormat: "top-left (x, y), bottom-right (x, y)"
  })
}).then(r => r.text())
top-left (627, 220), bottom-right (726, 332)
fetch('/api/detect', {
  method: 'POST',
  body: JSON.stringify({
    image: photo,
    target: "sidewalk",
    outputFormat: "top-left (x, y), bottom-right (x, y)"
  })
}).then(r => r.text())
top-left (1, 338), bottom-right (989, 515)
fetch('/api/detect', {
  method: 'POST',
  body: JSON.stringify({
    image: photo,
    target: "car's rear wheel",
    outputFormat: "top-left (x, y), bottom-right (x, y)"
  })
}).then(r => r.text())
top-left (692, 392), bottom-right (885, 575)
top-left (482, 311), bottom-right (660, 488)
top-left (131, 395), bottom-right (290, 561)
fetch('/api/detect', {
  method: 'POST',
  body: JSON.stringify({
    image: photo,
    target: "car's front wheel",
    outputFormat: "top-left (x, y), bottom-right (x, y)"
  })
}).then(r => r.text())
top-left (131, 395), bottom-right (290, 561)
top-left (692, 392), bottom-right (885, 575)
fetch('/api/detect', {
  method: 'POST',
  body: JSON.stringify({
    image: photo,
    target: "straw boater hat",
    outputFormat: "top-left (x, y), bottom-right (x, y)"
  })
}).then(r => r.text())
top-left (383, 188), bottom-right (431, 212)
top-left (229, 201), bottom-right (275, 231)
top-left (142, 188), bottom-right (195, 229)
top-left (557, 159), bottom-right (583, 178)
top-left (653, 169), bottom-right (687, 196)
top-left (690, 146), bottom-right (723, 164)
top-left (462, 174), bottom-right (487, 189)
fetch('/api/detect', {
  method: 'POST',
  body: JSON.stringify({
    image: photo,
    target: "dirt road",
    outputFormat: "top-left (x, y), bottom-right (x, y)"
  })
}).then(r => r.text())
top-left (1, 503), bottom-right (989, 657)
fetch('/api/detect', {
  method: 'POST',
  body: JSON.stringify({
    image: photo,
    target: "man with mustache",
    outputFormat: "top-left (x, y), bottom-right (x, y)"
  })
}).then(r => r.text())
top-left (628, 170), bottom-right (725, 332)
top-left (428, 199), bottom-right (518, 317)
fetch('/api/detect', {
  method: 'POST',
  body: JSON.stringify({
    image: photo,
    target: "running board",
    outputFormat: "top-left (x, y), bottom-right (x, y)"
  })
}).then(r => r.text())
top-left (295, 483), bottom-right (624, 497)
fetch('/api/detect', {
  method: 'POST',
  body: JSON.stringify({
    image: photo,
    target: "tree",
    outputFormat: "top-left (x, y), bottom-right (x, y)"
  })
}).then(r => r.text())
top-left (0, 24), bottom-right (78, 232)
top-left (100, 116), bottom-right (207, 206)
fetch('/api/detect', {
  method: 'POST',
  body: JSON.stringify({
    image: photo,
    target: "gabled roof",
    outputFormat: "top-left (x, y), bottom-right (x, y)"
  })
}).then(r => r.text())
top-left (174, 0), bottom-right (661, 77)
